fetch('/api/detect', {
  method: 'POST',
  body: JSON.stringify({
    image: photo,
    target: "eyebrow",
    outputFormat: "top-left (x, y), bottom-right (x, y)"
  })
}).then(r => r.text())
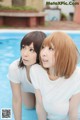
top-left (22, 44), bottom-right (25, 46)
top-left (51, 44), bottom-right (54, 48)
top-left (28, 44), bottom-right (34, 49)
top-left (29, 47), bottom-right (34, 49)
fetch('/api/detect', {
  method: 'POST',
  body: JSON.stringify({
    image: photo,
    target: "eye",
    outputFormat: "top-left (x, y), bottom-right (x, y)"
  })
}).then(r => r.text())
top-left (30, 48), bottom-right (34, 52)
top-left (41, 45), bottom-right (45, 49)
top-left (22, 45), bottom-right (25, 49)
top-left (49, 47), bottom-right (54, 51)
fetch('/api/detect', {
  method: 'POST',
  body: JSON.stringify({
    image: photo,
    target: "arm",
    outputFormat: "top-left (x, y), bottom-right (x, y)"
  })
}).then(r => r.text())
top-left (10, 81), bottom-right (22, 120)
top-left (35, 89), bottom-right (47, 120)
top-left (69, 93), bottom-right (80, 120)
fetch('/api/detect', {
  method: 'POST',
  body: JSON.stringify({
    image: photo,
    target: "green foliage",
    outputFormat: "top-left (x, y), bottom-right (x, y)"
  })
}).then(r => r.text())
top-left (0, 5), bottom-right (38, 12)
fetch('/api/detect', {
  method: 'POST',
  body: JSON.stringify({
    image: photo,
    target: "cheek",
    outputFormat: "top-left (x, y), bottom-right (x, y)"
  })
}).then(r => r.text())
top-left (40, 51), bottom-right (42, 58)
top-left (20, 50), bottom-right (23, 56)
top-left (52, 54), bottom-right (55, 65)
top-left (32, 53), bottom-right (37, 61)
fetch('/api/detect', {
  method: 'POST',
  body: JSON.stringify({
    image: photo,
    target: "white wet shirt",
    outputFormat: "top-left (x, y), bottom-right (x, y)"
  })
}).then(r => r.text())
top-left (8, 59), bottom-right (34, 93)
top-left (30, 64), bottom-right (80, 120)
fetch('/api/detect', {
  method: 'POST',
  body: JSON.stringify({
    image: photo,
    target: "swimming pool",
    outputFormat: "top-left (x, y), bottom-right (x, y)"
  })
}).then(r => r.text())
top-left (0, 30), bottom-right (80, 120)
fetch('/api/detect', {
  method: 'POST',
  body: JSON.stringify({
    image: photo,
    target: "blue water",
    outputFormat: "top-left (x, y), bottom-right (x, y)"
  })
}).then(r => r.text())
top-left (0, 30), bottom-right (80, 120)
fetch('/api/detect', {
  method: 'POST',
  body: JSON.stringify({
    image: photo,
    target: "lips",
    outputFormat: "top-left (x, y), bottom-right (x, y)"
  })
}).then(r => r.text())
top-left (42, 59), bottom-right (48, 63)
top-left (23, 59), bottom-right (29, 62)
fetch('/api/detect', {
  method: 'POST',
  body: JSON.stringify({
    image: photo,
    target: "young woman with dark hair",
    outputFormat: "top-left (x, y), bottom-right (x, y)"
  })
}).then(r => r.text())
top-left (8, 31), bottom-right (46, 120)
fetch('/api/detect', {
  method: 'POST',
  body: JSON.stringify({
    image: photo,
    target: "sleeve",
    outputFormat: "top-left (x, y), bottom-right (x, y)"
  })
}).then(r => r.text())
top-left (74, 80), bottom-right (80, 95)
top-left (30, 64), bottom-right (41, 89)
top-left (7, 62), bottom-right (20, 83)
top-left (73, 69), bottom-right (80, 95)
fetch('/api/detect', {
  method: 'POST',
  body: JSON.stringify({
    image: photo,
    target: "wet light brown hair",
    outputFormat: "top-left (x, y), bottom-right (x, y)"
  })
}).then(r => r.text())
top-left (40, 32), bottom-right (78, 79)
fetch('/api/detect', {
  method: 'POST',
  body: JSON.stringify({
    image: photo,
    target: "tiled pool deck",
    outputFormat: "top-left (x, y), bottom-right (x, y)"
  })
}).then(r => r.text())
top-left (30, 21), bottom-right (80, 30)
top-left (0, 21), bottom-right (80, 30)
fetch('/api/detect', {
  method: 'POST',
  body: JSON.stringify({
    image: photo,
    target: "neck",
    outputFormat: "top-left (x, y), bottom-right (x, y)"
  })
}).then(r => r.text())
top-left (26, 66), bottom-right (31, 82)
top-left (26, 65), bottom-right (30, 71)
top-left (49, 67), bottom-right (55, 76)
top-left (48, 67), bottom-right (58, 80)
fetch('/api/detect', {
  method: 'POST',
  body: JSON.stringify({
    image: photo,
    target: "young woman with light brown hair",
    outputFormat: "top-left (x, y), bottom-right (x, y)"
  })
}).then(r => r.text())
top-left (30, 31), bottom-right (80, 120)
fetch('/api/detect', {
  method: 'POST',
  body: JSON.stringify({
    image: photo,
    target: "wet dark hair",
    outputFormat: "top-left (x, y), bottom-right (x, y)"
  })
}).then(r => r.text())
top-left (18, 31), bottom-right (46, 68)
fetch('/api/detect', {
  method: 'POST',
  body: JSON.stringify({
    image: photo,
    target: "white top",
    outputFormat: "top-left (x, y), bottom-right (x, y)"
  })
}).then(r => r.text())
top-left (8, 59), bottom-right (34, 93)
top-left (30, 64), bottom-right (80, 120)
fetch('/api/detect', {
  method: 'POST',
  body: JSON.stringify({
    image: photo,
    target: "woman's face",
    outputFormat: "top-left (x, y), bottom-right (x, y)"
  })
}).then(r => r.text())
top-left (21, 42), bottom-right (37, 66)
top-left (40, 44), bottom-right (55, 68)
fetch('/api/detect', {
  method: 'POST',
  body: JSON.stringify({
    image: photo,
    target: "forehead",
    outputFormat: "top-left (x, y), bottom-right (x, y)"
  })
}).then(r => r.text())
top-left (22, 42), bottom-right (34, 48)
top-left (43, 39), bottom-right (54, 48)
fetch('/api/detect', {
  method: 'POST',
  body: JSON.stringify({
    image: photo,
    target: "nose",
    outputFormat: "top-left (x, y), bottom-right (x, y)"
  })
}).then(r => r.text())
top-left (41, 47), bottom-right (47, 56)
top-left (23, 49), bottom-right (29, 57)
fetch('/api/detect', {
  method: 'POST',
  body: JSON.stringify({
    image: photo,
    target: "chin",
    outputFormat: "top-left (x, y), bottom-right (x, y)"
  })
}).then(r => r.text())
top-left (23, 62), bottom-right (30, 66)
top-left (43, 64), bottom-right (49, 68)
top-left (26, 63), bottom-right (36, 66)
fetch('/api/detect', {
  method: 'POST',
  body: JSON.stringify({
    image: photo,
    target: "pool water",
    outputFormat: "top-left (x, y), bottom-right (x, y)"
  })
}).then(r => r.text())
top-left (0, 30), bottom-right (80, 120)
